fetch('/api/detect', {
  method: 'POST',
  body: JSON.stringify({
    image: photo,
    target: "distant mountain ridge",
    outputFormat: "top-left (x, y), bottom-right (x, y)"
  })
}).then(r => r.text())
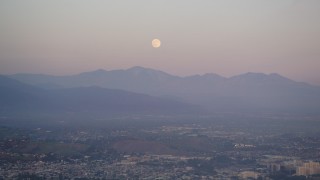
top-left (0, 75), bottom-right (200, 118)
top-left (8, 66), bottom-right (320, 114)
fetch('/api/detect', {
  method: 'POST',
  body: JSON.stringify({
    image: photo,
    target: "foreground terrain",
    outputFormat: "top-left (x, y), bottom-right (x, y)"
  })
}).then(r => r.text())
top-left (1, 113), bottom-right (320, 179)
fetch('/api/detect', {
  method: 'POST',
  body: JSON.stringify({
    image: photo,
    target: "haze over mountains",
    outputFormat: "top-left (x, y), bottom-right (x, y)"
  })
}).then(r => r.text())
top-left (7, 66), bottom-right (320, 114)
top-left (0, 75), bottom-right (200, 118)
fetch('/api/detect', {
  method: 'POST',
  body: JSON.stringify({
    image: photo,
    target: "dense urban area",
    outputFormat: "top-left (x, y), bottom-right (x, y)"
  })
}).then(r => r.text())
top-left (1, 113), bottom-right (320, 179)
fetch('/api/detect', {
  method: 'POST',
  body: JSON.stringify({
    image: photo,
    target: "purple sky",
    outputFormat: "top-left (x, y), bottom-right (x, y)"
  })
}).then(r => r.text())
top-left (1, 0), bottom-right (320, 85)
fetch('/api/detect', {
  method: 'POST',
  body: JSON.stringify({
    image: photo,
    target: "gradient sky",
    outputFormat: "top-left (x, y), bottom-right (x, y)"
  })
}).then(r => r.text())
top-left (1, 0), bottom-right (320, 84)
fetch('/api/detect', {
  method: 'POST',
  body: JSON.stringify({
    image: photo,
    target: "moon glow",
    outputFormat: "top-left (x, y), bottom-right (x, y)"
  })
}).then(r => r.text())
top-left (152, 39), bottom-right (161, 48)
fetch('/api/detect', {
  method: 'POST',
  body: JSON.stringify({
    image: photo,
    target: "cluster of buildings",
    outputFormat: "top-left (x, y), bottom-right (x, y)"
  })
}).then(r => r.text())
top-left (1, 152), bottom-right (320, 179)
top-left (296, 161), bottom-right (320, 176)
top-left (0, 155), bottom-right (216, 179)
top-left (1, 116), bottom-right (320, 179)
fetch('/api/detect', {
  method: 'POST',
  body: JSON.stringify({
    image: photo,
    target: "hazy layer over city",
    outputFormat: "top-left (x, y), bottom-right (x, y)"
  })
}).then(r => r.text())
top-left (1, 0), bottom-right (320, 85)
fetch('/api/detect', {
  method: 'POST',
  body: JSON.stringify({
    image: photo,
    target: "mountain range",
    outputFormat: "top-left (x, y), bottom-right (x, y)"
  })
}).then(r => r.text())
top-left (5, 66), bottom-right (320, 114)
top-left (0, 75), bottom-right (200, 118)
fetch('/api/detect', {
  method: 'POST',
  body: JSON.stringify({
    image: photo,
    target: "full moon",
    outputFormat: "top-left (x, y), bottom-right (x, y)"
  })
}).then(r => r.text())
top-left (152, 39), bottom-right (161, 48)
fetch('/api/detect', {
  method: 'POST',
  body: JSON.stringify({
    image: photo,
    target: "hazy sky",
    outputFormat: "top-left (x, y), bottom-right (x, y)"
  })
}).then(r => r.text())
top-left (1, 0), bottom-right (320, 84)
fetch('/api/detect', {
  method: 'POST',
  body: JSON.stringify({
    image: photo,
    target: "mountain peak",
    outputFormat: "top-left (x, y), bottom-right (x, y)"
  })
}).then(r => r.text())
top-left (185, 73), bottom-right (225, 82)
top-left (242, 72), bottom-right (267, 77)
top-left (91, 69), bottom-right (107, 73)
top-left (127, 66), bottom-right (149, 71)
top-left (127, 66), bottom-right (173, 76)
top-left (79, 69), bottom-right (108, 76)
top-left (127, 66), bottom-right (155, 74)
top-left (230, 72), bottom-right (268, 81)
top-left (202, 73), bottom-right (225, 79)
top-left (126, 66), bottom-right (162, 74)
top-left (229, 72), bottom-right (297, 85)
